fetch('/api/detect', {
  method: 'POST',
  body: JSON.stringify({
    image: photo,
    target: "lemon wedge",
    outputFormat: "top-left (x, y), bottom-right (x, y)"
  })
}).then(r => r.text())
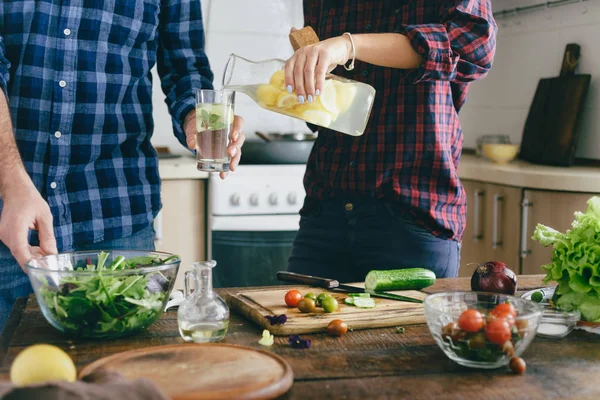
top-left (11, 344), bottom-right (77, 386)
top-left (302, 109), bottom-right (333, 127)
top-left (258, 329), bottom-right (274, 346)
top-left (318, 80), bottom-right (339, 116)
top-left (269, 70), bottom-right (286, 89)
top-left (256, 84), bottom-right (282, 107)
top-left (333, 81), bottom-right (357, 114)
top-left (276, 92), bottom-right (298, 109)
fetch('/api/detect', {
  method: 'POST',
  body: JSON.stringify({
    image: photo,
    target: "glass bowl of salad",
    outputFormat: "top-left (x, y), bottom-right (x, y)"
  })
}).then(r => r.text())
top-left (26, 250), bottom-right (180, 339)
top-left (424, 292), bottom-right (543, 369)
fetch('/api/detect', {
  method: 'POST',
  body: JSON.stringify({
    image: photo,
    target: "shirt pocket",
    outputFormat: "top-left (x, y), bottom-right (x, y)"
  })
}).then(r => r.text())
top-left (106, 0), bottom-right (159, 49)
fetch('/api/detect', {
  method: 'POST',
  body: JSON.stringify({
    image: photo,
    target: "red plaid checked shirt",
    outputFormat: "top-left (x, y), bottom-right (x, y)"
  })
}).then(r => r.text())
top-left (302, 0), bottom-right (497, 241)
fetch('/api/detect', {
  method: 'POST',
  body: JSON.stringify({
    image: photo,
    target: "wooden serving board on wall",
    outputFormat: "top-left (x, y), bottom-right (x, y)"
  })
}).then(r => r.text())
top-left (226, 285), bottom-right (427, 336)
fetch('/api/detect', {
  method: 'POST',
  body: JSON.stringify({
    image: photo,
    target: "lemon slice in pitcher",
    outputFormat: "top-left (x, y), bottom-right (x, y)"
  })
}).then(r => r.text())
top-left (301, 109), bottom-right (333, 127)
top-left (333, 81), bottom-right (357, 114)
top-left (276, 92), bottom-right (298, 109)
top-left (269, 70), bottom-right (286, 89)
top-left (318, 80), bottom-right (339, 116)
top-left (256, 84), bottom-right (281, 107)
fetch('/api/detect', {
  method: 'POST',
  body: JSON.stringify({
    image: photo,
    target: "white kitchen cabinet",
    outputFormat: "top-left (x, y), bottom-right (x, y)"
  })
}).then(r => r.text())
top-left (520, 189), bottom-right (595, 275)
top-left (154, 179), bottom-right (207, 289)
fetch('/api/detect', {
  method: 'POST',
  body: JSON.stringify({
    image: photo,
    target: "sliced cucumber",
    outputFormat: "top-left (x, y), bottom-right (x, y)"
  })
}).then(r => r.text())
top-left (344, 297), bottom-right (355, 306)
top-left (348, 293), bottom-right (370, 298)
top-left (365, 268), bottom-right (436, 291)
top-left (353, 298), bottom-right (376, 308)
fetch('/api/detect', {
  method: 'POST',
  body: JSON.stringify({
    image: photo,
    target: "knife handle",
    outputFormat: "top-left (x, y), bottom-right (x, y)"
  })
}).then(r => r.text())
top-left (276, 271), bottom-right (340, 289)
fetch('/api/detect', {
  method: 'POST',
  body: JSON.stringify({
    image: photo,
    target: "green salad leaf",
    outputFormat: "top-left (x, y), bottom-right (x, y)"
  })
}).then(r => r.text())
top-left (40, 251), bottom-right (177, 338)
top-left (532, 196), bottom-right (600, 322)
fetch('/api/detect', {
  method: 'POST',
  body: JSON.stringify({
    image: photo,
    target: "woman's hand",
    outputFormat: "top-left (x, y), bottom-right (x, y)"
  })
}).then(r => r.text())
top-left (284, 33), bottom-right (351, 104)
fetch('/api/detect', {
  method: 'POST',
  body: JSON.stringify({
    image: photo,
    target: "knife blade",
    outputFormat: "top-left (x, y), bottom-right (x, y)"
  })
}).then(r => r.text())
top-left (276, 271), bottom-right (423, 304)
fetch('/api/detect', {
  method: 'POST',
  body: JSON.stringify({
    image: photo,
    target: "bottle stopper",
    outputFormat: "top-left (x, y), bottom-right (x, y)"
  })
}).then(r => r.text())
top-left (289, 26), bottom-right (320, 51)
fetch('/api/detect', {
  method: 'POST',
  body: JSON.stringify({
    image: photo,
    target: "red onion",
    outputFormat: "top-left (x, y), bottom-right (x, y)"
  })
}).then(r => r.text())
top-left (471, 261), bottom-right (517, 295)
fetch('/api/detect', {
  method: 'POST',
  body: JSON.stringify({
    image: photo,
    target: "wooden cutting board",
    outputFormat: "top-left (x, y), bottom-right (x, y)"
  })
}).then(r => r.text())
top-left (226, 285), bottom-right (427, 336)
top-left (79, 344), bottom-right (294, 400)
top-left (519, 43), bottom-right (591, 166)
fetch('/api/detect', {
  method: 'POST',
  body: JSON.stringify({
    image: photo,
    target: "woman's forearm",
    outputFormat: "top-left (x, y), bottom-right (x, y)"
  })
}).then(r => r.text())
top-left (352, 33), bottom-right (422, 69)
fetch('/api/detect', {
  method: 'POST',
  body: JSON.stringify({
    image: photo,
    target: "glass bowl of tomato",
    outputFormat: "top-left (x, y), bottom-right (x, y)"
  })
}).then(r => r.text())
top-left (424, 292), bottom-right (543, 369)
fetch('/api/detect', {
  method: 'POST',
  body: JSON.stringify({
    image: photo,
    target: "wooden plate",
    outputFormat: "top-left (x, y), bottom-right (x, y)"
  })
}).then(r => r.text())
top-left (79, 343), bottom-right (294, 400)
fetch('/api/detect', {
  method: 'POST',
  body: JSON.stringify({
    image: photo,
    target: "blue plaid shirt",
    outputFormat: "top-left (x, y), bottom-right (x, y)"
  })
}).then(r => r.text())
top-left (0, 1), bottom-right (213, 251)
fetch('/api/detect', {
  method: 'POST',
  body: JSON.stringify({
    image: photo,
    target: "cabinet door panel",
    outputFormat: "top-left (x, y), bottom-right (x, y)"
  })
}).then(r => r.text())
top-left (155, 180), bottom-right (206, 289)
top-left (459, 180), bottom-right (488, 277)
top-left (483, 183), bottom-right (521, 273)
top-left (521, 190), bottom-right (595, 275)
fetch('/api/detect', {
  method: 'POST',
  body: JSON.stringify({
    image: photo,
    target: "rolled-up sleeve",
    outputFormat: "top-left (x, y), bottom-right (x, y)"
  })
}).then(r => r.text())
top-left (157, 0), bottom-right (213, 148)
top-left (394, 0), bottom-right (497, 84)
top-left (0, 36), bottom-right (11, 97)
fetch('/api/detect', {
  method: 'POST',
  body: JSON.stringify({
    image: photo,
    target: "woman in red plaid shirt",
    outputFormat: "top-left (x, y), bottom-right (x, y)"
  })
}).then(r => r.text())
top-left (286, 1), bottom-right (497, 281)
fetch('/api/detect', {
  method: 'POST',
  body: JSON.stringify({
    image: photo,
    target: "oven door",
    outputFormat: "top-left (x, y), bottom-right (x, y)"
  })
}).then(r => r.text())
top-left (208, 215), bottom-right (299, 288)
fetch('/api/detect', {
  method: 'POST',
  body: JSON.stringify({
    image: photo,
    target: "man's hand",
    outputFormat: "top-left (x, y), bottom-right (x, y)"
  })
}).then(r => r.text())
top-left (0, 184), bottom-right (57, 271)
top-left (184, 111), bottom-right (245, 179)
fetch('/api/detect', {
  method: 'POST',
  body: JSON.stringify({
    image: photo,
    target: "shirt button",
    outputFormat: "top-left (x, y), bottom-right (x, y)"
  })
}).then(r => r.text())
top-left (395, 8), bottom-right (401, 14)
top-left (50, 182), bottom-right (57, 189)
top-left (349, 161), bottom-right (356, 167)
top-left (63, 28), bottom-right (71, 36)
top-left (59, 80), bottom-right (67, 88)
top-left (362, 70), bottom-right (369, 77)
top-left (345, 203), bottom-right (354, 212)
top-left (54, 131), bottom-right (62, 138)
top-left (365, 24), bottom-right (372, 30)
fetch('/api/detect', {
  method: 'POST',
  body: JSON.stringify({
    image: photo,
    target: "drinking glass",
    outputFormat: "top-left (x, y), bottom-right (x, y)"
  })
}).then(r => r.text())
top-left (195, 89), bottom-right (235, 172)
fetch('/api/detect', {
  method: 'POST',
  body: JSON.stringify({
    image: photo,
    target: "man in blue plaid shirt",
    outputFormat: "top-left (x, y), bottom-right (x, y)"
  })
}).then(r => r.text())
top-left (0, 1), bottom-right (245, 330)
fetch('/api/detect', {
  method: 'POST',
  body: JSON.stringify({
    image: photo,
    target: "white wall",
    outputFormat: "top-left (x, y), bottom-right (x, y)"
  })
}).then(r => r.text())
top-left (151, 0), bottom-right (310, 155)
top-left (461, 0), bottom-right (600, 160)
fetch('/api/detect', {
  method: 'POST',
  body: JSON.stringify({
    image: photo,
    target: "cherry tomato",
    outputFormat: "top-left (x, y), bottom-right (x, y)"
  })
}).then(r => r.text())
top-left (485, 318), bottom-right (511, 345)
top-left (458, 309), bottom-right (484, 333)
top-left (487, 312), bottom-right (515, 327)
top-left (441, 322), bottom-right (467, 343)
top-left (321, 296), bottom-right (338, 313)
top-left (297, 298), bottom-right (316, 313)
top-left (491, 303), bottom-right (517, 319)
top-left (327, 319), bottom-right (348, 337)
top-left (468, 333), bottom-right (487, 350)
top-left (515, 319), bottom-right (529, 337)
top-left (285, 290), bottom-right (303, 307)
top-left (502, 341), bottom-right (515, 357)
top-left (316, 293), bottom-right (331, 306)
top-left (304, 292), bottom-right (317, 302)
top-left (510, 356), bottom-right (526, 375)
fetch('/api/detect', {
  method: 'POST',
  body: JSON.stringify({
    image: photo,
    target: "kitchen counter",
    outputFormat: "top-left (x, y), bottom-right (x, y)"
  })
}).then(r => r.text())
top-left (158, 155), bottom-right (209, 180)
top-left (2, 276), bottom-right (599, 399)
top-left (459, 154), bottom-right (600, 193)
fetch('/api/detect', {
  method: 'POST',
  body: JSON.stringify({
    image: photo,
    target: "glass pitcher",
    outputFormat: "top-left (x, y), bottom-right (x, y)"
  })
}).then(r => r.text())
top-left (177, 260), bottom-right (229, 343)
top-left (222, 54), bottom-right (376, 137)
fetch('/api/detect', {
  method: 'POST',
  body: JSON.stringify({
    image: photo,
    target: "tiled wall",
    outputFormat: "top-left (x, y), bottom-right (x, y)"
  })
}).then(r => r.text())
top-left (151, 0), bottom-right (308, 154)
top-left (461, 0), bottom-right (600, 160)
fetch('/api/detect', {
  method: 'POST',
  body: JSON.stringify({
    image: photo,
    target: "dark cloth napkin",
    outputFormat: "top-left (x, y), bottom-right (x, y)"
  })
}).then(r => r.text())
top-left (0, 370), bottom-right (168, 400)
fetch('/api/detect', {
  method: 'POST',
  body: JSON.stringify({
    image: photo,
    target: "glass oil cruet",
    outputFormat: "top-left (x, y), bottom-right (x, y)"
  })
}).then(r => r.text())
top-left (178, 260), bottom-right (230, 343)
top-left (222, 54), bottom-right (376, 137)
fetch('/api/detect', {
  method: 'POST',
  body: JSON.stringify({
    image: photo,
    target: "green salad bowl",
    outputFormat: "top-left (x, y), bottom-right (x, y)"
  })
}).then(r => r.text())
top-left (26, 250), bottom-right (180, 339)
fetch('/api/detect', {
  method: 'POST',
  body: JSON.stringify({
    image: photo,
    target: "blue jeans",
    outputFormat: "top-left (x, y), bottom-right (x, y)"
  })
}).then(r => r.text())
top-left (288, 197), bottom-right (460, 283)
top-left (0, 224), bottom-right (156, 333)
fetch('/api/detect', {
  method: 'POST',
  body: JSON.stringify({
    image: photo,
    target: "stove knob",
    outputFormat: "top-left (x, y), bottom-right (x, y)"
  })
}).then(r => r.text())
top-left (287, 192), bottom-right (298, 205)
top-left (249, 193), bottom-right (259, 206)
top-left (230, 194), bottom-right (241, 206)
top-left (268, 193), bottom-right (278, 206)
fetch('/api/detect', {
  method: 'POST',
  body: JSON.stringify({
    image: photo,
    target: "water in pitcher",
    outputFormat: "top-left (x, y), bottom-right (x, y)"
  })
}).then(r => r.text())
top-left (222, 55), bottom-right (376, 137)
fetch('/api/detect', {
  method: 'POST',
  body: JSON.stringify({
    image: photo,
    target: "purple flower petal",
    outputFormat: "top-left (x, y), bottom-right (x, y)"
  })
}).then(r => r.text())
top-left (264, 314), bottom-right (288, 325)
top-left (288, 335), bottom-right (311, 349)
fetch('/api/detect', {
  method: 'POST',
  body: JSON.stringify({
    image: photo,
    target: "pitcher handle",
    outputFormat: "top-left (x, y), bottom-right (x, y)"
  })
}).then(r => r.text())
top-left (184, 270), bottom-right (193, 298)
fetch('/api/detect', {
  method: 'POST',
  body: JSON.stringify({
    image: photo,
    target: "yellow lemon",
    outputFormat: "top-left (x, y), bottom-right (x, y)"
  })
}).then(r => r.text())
top-left (318, 80), bottom-right (339, 117)
top-left (255, 84), bottom-right (282, 107)
top-left (276, 92), bottom-right (298, 109)
top-left (269, 70), bottom-right (286, 89)
top-left (11, 344), bottom-right (77, 386)
top-left (333, 81), bottom-right (357, 114)
top-left (301, 109), bottom-right (333, 127)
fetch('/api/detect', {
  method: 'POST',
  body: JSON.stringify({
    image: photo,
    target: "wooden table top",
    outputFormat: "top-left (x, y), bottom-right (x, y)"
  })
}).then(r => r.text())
top-left (1, 275), bottom-right (599, 400)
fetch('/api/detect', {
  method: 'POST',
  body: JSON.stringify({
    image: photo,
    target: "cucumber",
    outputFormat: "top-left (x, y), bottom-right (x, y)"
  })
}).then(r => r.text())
top-left (344, 297), bottom-right (355, 306)
top-left (353, 298), bottom-right (376, 308)
top-left (348, 293), bottom-right (370, 298)
top-left (364, 268), bottom-right (436, 291)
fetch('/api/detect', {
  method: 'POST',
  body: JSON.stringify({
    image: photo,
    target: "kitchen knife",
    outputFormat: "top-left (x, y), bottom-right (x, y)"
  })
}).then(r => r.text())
top-left (276, 271), bottom-right (423, 304)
